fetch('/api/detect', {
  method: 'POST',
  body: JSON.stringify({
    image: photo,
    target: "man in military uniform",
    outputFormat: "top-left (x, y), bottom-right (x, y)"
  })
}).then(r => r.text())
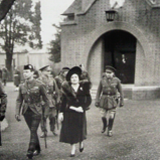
top-left (15, 64), bottom-right (50, 159)
top-left (39, 65), bottom-right (60, 138)
top-left (55, 67), bottom-right (70, 90)
top-left (95, 65), bottom-right (124, 137)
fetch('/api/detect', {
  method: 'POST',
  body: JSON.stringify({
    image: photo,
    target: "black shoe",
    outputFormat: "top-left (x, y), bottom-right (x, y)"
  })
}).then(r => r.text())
top-left (101, 128), bottom-right (106, 133)
top-left (33, 150), bottom-right (40, 156)
top-left (79, 142), bottom-right (84, 152)
top-left (70, 154), bottom-right (75, 157)
top-left (26, 151), bottom-right (33, 159)
top-left (79, 147), bottom-right (84, 152)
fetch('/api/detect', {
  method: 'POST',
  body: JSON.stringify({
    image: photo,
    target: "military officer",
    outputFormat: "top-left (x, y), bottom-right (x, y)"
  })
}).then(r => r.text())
top-left (95, 65), bottom-right (124, 137)
top-left (15, 64), bottom-right (50, 159)
top-left (39, 65), bottom-right (60, 138)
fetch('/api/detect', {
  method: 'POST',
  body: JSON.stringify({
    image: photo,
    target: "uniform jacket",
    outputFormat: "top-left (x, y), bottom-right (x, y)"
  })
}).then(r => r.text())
top-left (16, 79), bottom-right (50, 115)
top-left (39, 74), bottom-right (60, 108)
top-left (0, 81), bottom-right (7, 120)
top-left (95, 76), bottom-right (124, 109)
top-left (55, 74), bottom-right (65, 90)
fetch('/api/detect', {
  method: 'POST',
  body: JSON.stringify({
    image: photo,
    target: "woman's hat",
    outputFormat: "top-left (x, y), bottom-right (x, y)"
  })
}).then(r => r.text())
top-left (66, 66), bottom-right (82, 81)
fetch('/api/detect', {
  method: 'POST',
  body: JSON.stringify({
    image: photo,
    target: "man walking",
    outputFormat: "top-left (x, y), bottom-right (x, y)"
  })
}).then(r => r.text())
top-left (95, 65), bottom-right (124, 137)
top-left (39, 65), bottom-right (60, 138)
top-left (15, 64), bottom-right (50, 159)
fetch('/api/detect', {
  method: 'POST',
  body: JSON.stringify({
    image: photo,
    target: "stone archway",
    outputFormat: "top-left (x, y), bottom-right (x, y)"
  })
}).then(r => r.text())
top-left (84, 22), bottom-right (150, 67)
top-left (83, 22), bottom-right (152, 86)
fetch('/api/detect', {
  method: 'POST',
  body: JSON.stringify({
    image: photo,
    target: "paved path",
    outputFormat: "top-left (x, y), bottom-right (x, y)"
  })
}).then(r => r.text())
top-left (1, 82), bottom-right (160, 160)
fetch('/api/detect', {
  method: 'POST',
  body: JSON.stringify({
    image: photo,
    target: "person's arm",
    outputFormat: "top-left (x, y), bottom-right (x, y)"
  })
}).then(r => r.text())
top-left (0, 81), bottom-right (7, 121)
top-left (117, 80), bottom-right (124, 107)
top-left (95, 80), bottom-right (102, 106)
top-left (53, 79), bottom-right (61, 104)
top-left (39, 84), bottom-right (50, 107)
top-left (58, 93), bottom-right (67, 121)
top-left (15, 85), bottom-right (23, 121)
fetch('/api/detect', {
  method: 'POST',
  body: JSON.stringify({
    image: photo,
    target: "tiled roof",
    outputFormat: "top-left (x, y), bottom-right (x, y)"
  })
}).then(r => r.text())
top-left (62, 0), bottom-right (97, 15)
top-left (62, 0), bottom-right (82, 15)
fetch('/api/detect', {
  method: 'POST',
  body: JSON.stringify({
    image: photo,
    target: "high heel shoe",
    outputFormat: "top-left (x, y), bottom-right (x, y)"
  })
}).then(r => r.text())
top-left (26, 151), bottom-right (33, 159)
top-left (79, 143), bottom-right (84, 152)
top-left (70, 154), bottom-right (75, 157)
top-left (79, 147), bottom-right (84, 152)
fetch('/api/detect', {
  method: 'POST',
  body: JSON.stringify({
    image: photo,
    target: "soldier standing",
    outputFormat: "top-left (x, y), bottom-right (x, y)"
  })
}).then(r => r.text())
top-left (15, 64), bottom-right (50, 159)
top-left (39, 65), bottom-right (60, 138)
top-left (95, 65), bottom-right (124, 137)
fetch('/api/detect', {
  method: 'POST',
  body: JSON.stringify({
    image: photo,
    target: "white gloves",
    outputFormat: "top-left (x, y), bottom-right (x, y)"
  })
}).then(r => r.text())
top-left (58, 112), bottom-right (64, 122)
top-left (70, 106), bottom-right (84, 113)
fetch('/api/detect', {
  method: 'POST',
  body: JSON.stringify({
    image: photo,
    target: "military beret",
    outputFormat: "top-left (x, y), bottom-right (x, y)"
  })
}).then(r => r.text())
top-left (66, 66), bottom-right (82, 81)
top-left (24, 64), bottom-right (34, 71)
top-left (105, 65), bottom-right (116, 73)
top-left (39, 65), bottom-right (49, 71)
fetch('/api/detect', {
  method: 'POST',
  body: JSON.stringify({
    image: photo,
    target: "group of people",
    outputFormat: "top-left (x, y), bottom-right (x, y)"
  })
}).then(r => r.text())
top-left (0, 63), bottom-right (124, 159)
top-left (14, 64), bottom-right (92, 159)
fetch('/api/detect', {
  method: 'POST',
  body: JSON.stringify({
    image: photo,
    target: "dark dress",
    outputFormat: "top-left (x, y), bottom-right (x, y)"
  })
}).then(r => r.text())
top-left (59, 81), bottom-right (92, 144)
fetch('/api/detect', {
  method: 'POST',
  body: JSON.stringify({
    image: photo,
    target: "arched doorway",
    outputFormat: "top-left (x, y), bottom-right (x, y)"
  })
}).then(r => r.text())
top-left (102, 30), bottom-right (136, 84)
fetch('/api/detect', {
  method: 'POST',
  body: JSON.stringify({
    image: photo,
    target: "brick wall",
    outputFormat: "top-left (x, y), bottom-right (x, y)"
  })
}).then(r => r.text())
top-left (61, 0), bottom-right (160, 86)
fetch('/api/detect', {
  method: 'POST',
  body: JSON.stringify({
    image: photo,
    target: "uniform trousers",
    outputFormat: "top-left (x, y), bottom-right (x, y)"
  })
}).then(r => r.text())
top-left (100, 108), bottom-right (116, 118)
top-left (41, 107), bottom-right (57, 132)
top-left (24, 108), bottom-right (41, 152)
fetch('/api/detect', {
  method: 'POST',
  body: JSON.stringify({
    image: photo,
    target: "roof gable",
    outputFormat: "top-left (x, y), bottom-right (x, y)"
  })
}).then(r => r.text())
top-left (62, 0), bottom-right (96, 15)
top-left (62, 0), bottom-right (82, 15)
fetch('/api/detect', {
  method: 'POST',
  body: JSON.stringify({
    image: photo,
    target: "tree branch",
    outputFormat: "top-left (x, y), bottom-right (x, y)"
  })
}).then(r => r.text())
top-left (0, 0), bottom-right (16, 21)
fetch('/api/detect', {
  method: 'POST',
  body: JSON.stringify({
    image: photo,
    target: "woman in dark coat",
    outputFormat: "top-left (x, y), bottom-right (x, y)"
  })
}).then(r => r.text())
top-left (59, 66), bottom-right (92, 157)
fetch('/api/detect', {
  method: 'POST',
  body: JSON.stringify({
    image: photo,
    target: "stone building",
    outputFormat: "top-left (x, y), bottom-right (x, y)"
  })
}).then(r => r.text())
top-left (60, 0), bottom-right (160, 99)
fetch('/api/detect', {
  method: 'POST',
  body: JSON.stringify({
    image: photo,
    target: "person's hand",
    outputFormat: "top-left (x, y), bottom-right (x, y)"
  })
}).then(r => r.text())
top-left (15, 114), bottom-right (21, 122)
top-left (58, 113), bottom-right (64, 122)
top-left (76, 107), bottom-right (84, 113)
top-left (70, 106), bottom-right (84, 113)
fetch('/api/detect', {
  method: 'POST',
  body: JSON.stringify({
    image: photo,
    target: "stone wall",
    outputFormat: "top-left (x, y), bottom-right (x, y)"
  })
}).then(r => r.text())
top-left (61, 0), bottom-right (160, 87)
